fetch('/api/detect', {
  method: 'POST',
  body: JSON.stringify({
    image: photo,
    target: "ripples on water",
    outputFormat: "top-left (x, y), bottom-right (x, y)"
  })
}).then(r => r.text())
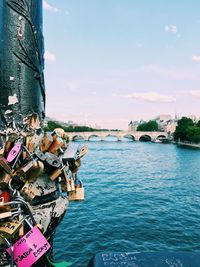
top-left (53, 141), bottom-right (200, 266)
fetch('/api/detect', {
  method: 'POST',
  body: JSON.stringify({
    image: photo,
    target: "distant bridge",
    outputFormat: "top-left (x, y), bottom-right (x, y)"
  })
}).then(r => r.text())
top-left (66, 131), bottom-right (168, 142)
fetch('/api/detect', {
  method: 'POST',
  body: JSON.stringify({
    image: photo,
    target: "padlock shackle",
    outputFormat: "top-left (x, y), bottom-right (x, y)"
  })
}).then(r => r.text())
top-left (12, 197), bottom-right (36, 225)
top-left (0, 198), bottom-right (36, 225)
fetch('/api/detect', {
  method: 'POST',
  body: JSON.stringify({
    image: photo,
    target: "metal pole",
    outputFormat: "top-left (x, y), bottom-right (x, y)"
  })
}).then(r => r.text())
top-left (0, 0), bottom-right (45, 131)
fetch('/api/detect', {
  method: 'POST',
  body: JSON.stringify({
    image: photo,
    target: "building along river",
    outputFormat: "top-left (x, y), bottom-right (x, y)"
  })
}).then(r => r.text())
top-left (53, 139), bottom-right (200, 267)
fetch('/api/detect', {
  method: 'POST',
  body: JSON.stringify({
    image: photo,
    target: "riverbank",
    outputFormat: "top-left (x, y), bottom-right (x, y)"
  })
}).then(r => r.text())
top-left (177, 141), bottom-right (200, 149)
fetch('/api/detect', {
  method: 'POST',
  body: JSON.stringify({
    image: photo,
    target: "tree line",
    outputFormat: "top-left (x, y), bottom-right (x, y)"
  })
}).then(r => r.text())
top-left (44, 120), bottom-right (110, 132)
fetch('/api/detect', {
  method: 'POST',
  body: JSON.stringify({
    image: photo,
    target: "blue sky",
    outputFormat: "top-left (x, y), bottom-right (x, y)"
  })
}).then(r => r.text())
top-left (43, 0), bottom-right (200, 129)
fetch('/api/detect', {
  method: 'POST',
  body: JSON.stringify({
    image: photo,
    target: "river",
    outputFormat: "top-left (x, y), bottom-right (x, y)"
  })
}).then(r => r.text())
top-left (53, 140), bottom-right (200, 267)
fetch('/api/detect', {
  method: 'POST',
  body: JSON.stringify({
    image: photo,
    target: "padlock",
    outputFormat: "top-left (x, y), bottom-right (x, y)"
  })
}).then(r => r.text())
top-left (49, 168), bottom-right (62, 181)
top-left (68, 181), bottom-right (84, 201)
top-left (78, 145), bottom-right (88, 158)
top-left (6, 143), bottom-right (21, 164)
top-left (20, 182), bottom-right (37, 202)
top-left (0, 209), bottom-right (22, 220)
top-left (45, 152), bottom-right (61, 168)
top-left (19, 158), bottom-right (38, 174)
top-left (62, 166), bottom-right (75, 192)
top-left (40, 132), bottom-right (53, 152)
top-left (0, 157), bottom-right (12, 174)
top-left (0, 190), bottom-right (10, 202)
top-left (0, 171), bottom-right (12, 187)
top-left (25, 160), bottom-right (44, 182)
top-left (17, 159), bottom-right (44, 182)
top-left (69, 158), bottom-right (81, 174)
top-left (34, 149), bottom-right (46, 161)
top-left (68, 178), bottom-right (75, 192)
top-left (0, 219), bottom-right (24, 238)
top-left (53, 128), bottom-right (65, 137)
top-left (0, 190), bottom-right (11, 210)
top-left (6, 221), bottom-right (51, 267)
top-left (62, 143), bottom-right (80, 163)
top-left (48, 134), bottom-right (63, 154)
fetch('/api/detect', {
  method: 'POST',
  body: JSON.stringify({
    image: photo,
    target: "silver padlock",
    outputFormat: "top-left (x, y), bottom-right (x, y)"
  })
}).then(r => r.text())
top-left (45, 152), bottom-right (61, 168)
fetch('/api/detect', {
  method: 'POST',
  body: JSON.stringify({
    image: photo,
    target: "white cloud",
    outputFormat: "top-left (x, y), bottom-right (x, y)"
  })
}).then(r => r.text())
top-left (43, 0), bottom-right (58, 13)
top-left (115, 91), bottom-right (176, 103)
top-left (165, 25), bottom-right (177, 34)
top-left (190, 90), bottom-right (200, 97)
top-left (44, 50), bottom-right (56, 62)
top-left (192, 55), bottom-right (200, 62)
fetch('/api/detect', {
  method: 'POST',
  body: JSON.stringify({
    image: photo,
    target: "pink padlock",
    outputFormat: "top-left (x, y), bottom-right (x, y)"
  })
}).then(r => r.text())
top-left (7, 226), bottom-right (51, 267)
top-left (7, 144), bottom-right (21, 163)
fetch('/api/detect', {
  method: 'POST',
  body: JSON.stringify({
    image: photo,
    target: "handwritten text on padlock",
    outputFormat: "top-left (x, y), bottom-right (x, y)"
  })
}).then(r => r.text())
top-left (7, 226), bottom-right (51, 267)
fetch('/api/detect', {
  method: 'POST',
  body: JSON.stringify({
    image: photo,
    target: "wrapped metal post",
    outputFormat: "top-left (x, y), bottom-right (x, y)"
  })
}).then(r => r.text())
top-left (0, 0), bottom-right (45, 130)
top-left (0, 1), bottom-right (88, 265)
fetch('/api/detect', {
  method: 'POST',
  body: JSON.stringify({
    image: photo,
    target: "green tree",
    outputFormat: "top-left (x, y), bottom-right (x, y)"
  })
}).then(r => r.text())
top-left (137, 120), bottom-right (158, 131)
top-left (174, 117), bottom-right (194, 141)
top-left (196, 120), bottom-right (200, 127)
top-left (186, 125), bottom-right (200, 143)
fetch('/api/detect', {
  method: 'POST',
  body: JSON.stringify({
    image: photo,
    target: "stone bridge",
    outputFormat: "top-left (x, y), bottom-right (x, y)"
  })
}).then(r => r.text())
top-left (65, 131), bottom-right (168, 142)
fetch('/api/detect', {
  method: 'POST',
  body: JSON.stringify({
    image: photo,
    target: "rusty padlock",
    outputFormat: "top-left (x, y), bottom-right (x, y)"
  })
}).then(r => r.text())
top-left (50, 167), bottom-right (63, 181)
top-left (20, 182), bottom-right (37, 202)
top-left (68, 180), bottom-right (84, 201)
top-left (21, 160), bottom-right (44, 182)
top-left (0, 157), bottom-right (12, 175)
top-left (40, 132), bottom-right (53, 152)
top-left (62, 168), bottom-right (75, 192)
top-left (0, 171), bottom-right (12, 188)
top-left (45, 152), bottom-right (61, 168)
top-left (48, 134), bottom-right (63, 154)
top-left (0, 219), bottom-right (24, 238)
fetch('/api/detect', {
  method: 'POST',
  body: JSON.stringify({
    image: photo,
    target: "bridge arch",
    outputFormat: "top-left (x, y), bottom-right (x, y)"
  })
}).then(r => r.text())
top-left (88, 134), bottom-right (101, 141)
top-left (104, 134), bottom-right (119, 141)
top-left (139, 135), bottom-right (151, 142)
top-left (72, 135), bottom-right (85, 141)
top-left (156, 134), bottom-right (167, 140)
top-left (122, 134), bottom-right (135, 141)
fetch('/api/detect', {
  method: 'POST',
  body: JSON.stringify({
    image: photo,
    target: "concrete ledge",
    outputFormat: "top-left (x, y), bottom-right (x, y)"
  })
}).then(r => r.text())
top-left (88, 252), bottom-right (200, 267)
top-left (177, 141), bottom-right (200, 148)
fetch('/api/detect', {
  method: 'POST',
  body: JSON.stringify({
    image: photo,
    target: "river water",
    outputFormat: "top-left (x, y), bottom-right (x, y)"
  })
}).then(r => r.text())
top-left (53, 140), bottom-right (200, 266)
